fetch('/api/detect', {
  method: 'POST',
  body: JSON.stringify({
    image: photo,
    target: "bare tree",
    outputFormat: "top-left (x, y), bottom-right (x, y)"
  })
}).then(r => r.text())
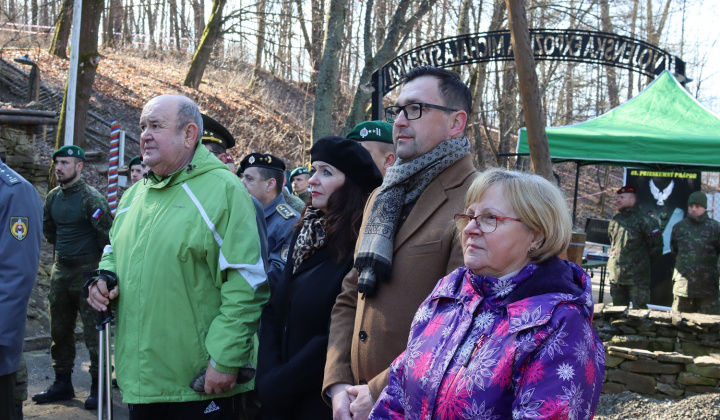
top-left (248, 0), bottom-right (267, 88)
top-left (342, 0), bottom-right (440, 133)
top-left (183, 0), bottom-right (227, 89)
top-left (55, 0), bottom-right (104, 151)
top-left (311, 0), bottom-right (349, 140)
top-left (506, 0), bottom-right (552, 180)
top-left (48, 0), bottom-right (73, 58)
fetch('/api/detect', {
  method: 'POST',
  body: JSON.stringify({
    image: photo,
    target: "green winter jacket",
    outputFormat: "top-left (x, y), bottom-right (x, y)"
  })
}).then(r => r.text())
top-left (98, 144), bottom-right (269, 403)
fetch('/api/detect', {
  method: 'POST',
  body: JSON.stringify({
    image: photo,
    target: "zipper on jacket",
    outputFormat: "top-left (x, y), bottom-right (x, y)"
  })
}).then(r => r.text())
top-left (448, 334), bottom-right (488, 391)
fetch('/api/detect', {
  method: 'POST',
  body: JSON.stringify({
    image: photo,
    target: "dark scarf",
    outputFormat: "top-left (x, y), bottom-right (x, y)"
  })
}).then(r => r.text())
top-left (354, 137), bottom-right (470, 297)
top-left (292, 207), bottom-right (326, 274)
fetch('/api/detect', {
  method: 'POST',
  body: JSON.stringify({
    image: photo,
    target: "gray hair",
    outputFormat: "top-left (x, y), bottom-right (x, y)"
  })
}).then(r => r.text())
top-left (174, 96), bottom-right (203, 143)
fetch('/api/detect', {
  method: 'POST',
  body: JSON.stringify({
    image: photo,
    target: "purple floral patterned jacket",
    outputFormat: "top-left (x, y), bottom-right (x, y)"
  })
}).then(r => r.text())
top-left (369, 257), bottom-right (604, 420)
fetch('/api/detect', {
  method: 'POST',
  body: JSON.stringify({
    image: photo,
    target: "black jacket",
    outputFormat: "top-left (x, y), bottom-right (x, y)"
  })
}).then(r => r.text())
top-left (257, 227), bottom-right (353, 419)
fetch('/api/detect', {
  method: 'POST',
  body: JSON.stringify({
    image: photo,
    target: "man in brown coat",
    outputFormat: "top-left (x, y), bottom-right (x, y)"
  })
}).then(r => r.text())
top-left (323, 66), bottom-right (477, 420)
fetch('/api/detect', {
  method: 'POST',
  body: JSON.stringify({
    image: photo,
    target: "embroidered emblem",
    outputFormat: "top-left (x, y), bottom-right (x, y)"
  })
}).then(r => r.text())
top-left (360, 127), bottom-right (369, 138)
top-left (92, 208), bottom-right (104, 220)
top-left (281, 244), bottom-right (289, 262)
top-left (276, 204), bottom-right (295, 220)
top-left (10, 216), bottom-right (28, 241)
top-left (249, 156), bottom-right (255, 164)
top-left (68, 149), bottom-right (74, 155)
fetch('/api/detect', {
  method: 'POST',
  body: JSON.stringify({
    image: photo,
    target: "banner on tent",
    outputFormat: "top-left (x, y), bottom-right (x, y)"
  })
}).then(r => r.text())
top-left (625, 169), bottom-right (701, 306)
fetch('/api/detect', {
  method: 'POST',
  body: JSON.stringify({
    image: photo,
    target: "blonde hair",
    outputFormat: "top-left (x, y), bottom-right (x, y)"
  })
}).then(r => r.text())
top-left (460, 168), bottom-right (571, 263)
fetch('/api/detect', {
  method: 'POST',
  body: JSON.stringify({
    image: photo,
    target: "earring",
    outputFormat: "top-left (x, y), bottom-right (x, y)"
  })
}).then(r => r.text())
top-left (529, 245), bottom-right (537, 252)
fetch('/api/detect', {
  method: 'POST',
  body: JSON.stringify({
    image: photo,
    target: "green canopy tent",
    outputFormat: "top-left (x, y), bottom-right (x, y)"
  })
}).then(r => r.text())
top-left (516, 70), bottom-right (720, 223)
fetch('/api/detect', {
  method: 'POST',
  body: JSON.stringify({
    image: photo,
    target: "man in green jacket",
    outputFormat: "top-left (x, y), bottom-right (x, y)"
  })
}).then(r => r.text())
top-left (607, 185), bottom-right (663, 309)
top-left (87, 95), bottom-right (269, 419)
top-left (671, 191), bottom-right (720, 314)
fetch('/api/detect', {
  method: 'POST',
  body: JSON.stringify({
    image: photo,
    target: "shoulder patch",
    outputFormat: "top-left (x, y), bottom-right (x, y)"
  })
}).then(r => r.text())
top-left (276, 204), bottom-right (297, 220)
top-left (0, 164), bottom-right (21, 186)
top-left (92, 208), bottom-right (105, 220)
top-left (10, 216), bottom-right (29, 241)
top-left (281, 244), bottom-right (290, 262)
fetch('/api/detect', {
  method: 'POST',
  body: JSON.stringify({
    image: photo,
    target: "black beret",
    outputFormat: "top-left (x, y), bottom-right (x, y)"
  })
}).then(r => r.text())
top-left (240, 153), bottom-right (286, 172)
top-left (310, 136), bottom-right (383, 194)
top-left (201, 114), bottom-right (235, 150)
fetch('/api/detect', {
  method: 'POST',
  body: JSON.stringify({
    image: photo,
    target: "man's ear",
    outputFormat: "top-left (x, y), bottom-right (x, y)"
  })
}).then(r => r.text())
top-left (184, 123), bottom-right (200, 148)
top-left (383, 152), bottom-right (396, 170)
top-left (448, 110), bottom-right (468, 138)
top-left (267, 177), bottom-right (277, 192)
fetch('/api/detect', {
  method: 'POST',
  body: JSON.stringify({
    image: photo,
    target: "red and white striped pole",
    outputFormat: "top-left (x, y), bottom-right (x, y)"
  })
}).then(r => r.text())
top-left (108, 120), bottom-right (120, 216)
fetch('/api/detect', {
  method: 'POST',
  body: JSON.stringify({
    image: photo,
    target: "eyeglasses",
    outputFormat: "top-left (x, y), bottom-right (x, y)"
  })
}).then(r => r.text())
top-left (384, 102), bottom-right (459, 123)
top-left (453, 213), bottom-right (522, 233)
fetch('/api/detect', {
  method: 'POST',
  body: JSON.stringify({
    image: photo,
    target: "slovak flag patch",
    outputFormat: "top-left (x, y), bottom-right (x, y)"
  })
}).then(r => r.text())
top-left (651, 229), bottom-right (661, 236)
top-left (92, 208), bottom-right (104, 220)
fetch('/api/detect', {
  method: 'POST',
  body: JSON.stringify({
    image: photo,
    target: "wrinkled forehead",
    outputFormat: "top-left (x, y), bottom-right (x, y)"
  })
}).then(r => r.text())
top-left (141, 97), bottom-right (176, 122)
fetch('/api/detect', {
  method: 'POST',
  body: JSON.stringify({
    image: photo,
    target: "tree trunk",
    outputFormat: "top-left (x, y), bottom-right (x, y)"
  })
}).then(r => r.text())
top-left (311, 0), bottom-right (348, 141)
top-left (123, 0), bottom-right (134, 46)
top-left (310, 0), bottom-right (326, 83)
top-left (183, 0), bottom-right (226, 89)
top-left (48, 0), bottom-right (73, 59)
top-left (600, 0), bottom-right (619, 108)
top-left (505, 0), bottom-right (552, 181)
top-left (249, 0), bottom-right (268, 88)
top-left (342, 0), bottom-right (439, 133)
top-left (192, 0), bottom-right (205, 47)
top-left (55, 0), bottom-right (104, 151)
top-left (498, 60), bottom-right (517, 167)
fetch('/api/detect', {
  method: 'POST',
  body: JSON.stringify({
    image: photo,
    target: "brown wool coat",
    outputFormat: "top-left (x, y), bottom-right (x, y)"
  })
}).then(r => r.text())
top-left (322, 154), bottom-right (477, 403)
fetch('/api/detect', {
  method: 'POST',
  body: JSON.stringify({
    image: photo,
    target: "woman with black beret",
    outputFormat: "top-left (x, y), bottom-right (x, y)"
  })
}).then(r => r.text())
top-left (256, 136), bottom-right (383, 419)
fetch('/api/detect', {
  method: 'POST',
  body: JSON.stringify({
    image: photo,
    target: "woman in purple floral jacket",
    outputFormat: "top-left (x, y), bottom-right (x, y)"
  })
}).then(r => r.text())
top-left (369, 168), bottom-right (604, 420)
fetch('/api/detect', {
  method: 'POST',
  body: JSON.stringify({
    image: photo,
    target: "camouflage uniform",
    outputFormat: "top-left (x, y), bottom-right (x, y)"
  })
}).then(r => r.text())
top-left (670, 212), bottom-right (720, 314)
top-left (12, 356), bottom-right (27, 404)
top-left (43, 178), bottom-right (112, 378)
top-left (607, 203), bottom-right (663, 308)
top-left (283, 188), bottom-right (306, 214)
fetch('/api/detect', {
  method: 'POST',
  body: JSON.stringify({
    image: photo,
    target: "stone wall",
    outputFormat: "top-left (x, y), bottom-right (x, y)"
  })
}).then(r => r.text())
top-left (595, 304), bottom-right (720, 397)
top-left (0, 124), bottom-right (49, 184)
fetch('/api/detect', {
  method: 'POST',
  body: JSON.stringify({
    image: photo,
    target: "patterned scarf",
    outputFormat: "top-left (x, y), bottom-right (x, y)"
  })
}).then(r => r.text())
top-left (292, 207), bottom-right (327, 274)
top-left (354, 137), bottom-right (470, 297)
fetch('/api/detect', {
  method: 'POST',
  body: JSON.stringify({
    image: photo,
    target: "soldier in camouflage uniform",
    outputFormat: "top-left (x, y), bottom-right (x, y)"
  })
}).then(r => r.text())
top-left (607, 185), bottom-right (663, 309)
top-left (670, 191), bottom-right (720, 314)
top-left (32, 145), bottom-right (112, 410)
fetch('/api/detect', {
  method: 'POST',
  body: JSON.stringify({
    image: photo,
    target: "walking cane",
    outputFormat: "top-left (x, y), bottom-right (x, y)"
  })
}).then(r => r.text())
top-left (84, 271), bottom-right (117, 420)
top-left (96, 297), bottom-right (115, 420)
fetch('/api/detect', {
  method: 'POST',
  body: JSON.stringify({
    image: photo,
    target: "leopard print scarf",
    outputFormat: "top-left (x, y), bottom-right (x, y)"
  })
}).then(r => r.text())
top-left (292, 207), bottom-right (327, 274)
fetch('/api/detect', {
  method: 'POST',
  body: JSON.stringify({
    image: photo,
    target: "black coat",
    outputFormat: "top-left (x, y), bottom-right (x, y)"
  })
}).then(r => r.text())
top-left (257, 227), bottom-right (353, 420)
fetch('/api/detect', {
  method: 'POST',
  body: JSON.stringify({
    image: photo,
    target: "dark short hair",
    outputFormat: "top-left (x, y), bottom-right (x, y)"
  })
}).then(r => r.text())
top-left (255, 167), bottom-right (284, 196)
top-left (402, 66), bottom-right (472, 115)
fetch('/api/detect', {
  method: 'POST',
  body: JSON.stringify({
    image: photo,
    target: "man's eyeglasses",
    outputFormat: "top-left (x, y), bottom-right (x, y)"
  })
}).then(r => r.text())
top-left (384, 103), bottom-right (458, 123)
top-left (453, 213), bottom-right (522, 233)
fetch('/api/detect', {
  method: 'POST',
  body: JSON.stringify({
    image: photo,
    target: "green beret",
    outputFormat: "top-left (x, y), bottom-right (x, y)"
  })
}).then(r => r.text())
top-left (201, 114), bottom-right (235, 150)
top-left (240, 153), bottom-right (286, 172)
top-left (128, 156), bottom-right (143, 168)
top-left (346, 120), bottom-right (394, 145)
top-left (290, 167), bottom-right (310, 179)
top-left (52, 145), bottom-right (85, 161)
top-left (688, 191), bottom-right (707, 208)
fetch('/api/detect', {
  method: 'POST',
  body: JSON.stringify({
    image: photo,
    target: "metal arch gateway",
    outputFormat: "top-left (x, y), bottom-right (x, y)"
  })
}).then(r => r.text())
top-left (370, 29), bottom-right (686, 120)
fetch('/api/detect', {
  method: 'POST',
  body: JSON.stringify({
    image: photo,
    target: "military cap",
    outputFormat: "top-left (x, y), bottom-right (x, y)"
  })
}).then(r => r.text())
top-left (240, 153), bottom-right (286, 173)
top-left (346, 120), bottom-right (394, 145)
top-left (52, 145), bottom-right (86, 161)
top-left (290, 167), bottom-right (310, 179)
top-left (688, 191), bottom-right (707, 208)
top-left (617, 185), bottom-right (637, 194)
top-left (201, 114), bottom-right (235, 150)
top-left (128, 155), bottom-right (143, 169)
top-left (310, 136), bottom-right (382, 194)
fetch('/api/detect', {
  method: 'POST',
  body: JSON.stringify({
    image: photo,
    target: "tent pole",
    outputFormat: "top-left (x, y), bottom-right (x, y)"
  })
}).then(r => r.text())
top-left (573, 162), bottom-right (580, 227)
